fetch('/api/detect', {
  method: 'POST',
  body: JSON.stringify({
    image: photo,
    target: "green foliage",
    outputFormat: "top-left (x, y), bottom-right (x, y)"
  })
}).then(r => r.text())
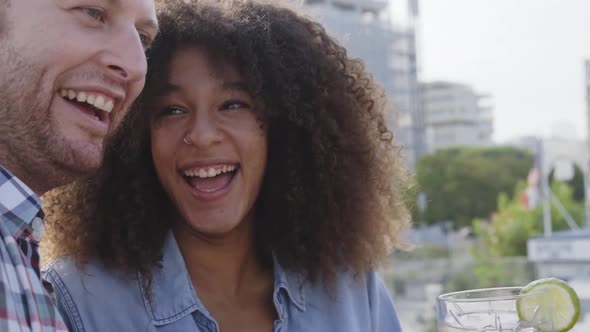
top-left (395, 244), bottom-right (450, 261)
top-left (474, 181), bottom-right (584, 257)
top-left (549, 163), bottom-right (586, 202)
top-left (414, 146), bottom-right (533, 229)
top-left (445, 180), bottom-right (584, 293)
top-left (445, 256), bottom-right (536, 292)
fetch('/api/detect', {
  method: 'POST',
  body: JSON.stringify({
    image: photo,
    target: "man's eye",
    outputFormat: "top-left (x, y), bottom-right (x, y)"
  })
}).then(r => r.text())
top-left (80, 7), bottom-right (105, 22)
top-left (138, 33), bottom-right (152, 49)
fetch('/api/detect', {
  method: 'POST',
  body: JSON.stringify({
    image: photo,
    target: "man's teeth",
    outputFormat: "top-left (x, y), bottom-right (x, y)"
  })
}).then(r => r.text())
top-left (183, 165), bottom-right (237, 178)
top-left (60, 89), bottom-right (114, 113)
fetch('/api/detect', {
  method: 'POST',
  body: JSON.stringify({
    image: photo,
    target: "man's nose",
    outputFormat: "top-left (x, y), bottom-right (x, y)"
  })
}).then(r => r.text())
top-left (97, 28), bottom-right (147, 84)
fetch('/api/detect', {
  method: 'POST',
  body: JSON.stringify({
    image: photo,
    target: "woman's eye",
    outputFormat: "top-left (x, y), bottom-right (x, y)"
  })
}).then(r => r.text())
top-left (80, 7), bottom-right (105, 22)
top-left (221, 101), bottom-right (250, 111)
top-left (161, 106), bottom-right (186, 116)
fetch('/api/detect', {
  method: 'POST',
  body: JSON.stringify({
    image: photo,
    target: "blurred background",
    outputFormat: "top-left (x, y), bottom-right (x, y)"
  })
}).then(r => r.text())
top-left (298, 0), bottom-right (590, 331)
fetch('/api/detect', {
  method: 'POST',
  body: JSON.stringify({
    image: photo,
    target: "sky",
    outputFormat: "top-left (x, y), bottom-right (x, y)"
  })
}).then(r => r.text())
top-left (403, 0), bottom-right (590, 142)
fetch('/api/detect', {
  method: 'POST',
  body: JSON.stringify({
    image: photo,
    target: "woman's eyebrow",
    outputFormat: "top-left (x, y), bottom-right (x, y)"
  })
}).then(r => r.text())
top-left (221, 81), bottom-right (249, 93)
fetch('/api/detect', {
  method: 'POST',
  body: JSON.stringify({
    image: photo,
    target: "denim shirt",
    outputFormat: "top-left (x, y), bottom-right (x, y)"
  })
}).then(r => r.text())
top-left (42, 232), bottom-right (402, 332)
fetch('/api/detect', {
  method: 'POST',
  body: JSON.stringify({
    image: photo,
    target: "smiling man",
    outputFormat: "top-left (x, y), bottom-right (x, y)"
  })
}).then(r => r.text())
top-left (0, 0), bottom-right (157, 330)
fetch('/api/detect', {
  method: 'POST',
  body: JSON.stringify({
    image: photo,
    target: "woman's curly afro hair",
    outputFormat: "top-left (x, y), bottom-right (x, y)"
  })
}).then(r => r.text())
top-left (42, 0), bottom-right (411, 291)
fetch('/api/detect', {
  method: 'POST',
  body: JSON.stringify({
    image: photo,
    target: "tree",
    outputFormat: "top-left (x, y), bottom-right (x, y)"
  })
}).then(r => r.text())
top-left (549, 163), bottom-right (585, 202)
top-left (414, 146), bottom-right (533, 229)
top-left (446, 181), bottom-right (586, 292)
top-left (473, 181), bottom-right (584, 257)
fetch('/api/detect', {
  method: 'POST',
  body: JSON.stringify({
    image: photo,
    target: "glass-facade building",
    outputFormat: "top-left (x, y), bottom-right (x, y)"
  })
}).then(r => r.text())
top-left (302, 0), bottom-right (425, 167)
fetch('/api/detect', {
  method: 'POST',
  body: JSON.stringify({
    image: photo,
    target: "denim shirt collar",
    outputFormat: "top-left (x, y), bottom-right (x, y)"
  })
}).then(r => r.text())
top-left (140, 231), bottom-right (306, 326)
top-left (272, 255), bottom-right (306, 311)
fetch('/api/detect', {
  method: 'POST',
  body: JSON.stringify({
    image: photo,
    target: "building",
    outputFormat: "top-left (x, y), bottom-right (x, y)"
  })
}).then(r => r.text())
top-left (585, 60), bottom-right (590, 226)
top-left (302, 0), bottom-right (425, 167)
top-left (508, 135), bottom-right (588, 177)
top-left (586, 60), bottom-right (590, 152)
top-left (421, 81), bottom-right (493, 152)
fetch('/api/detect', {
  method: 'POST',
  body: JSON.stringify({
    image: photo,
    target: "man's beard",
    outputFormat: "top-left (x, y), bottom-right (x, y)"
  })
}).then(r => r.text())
top-left (0, 40), bottom-right (99, 193)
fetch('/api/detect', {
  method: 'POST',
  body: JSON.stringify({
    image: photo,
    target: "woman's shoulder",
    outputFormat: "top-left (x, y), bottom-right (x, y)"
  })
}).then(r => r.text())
top-left (43, 256), bottom-right (139, 296)
top-left (305, 270), bottom-right (392, 304)
top-left (44, 256), bottom-right (110, 277)
top-left (293, 270), bottom-right (402, 332)
top-left (42, 257), bottom-right (151, 332)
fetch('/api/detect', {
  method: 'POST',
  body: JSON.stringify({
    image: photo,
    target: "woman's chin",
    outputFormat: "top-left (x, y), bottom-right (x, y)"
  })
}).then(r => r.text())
top-left (177, 219), bottom-right (244, 239)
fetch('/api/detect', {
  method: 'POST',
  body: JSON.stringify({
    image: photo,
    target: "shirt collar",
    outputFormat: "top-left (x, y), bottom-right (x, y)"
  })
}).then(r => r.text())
top-left (141, 231), bottom-right (307, 326)
top-left (140, 231), bottom-right (206, 326)
top-left (273, 255), bottom-right (307, 311)
top-left (0, 165), bottom-right (43, 240)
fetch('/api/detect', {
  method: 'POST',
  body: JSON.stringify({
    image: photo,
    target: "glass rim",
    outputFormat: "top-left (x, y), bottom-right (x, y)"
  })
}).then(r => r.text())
top-left (437, 286), bottom-right (533, 303)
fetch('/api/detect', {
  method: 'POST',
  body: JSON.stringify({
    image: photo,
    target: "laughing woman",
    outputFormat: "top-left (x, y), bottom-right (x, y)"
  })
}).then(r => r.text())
top-left (41, 0), bottom-right (411, 331)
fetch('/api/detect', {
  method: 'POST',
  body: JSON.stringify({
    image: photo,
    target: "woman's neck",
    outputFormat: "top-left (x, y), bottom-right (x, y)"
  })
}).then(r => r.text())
top-left (173, 219), bottom-right (273, 302)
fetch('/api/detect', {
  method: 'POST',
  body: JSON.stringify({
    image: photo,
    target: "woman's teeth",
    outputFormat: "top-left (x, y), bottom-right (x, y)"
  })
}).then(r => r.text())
top-left (183, 165), bottom-right (237, 178)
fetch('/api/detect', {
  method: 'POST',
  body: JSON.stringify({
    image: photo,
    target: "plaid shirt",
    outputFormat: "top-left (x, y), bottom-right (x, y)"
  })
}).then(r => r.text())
top-left (0, 166), bottom-right (67, 331)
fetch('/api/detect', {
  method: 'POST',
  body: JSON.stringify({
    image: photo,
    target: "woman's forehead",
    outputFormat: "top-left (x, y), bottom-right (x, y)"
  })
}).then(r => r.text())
top-left (167, 46), bottom-right (240, 80)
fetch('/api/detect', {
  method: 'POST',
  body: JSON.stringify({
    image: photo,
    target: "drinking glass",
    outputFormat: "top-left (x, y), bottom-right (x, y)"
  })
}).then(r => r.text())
top-left (437, 287), bottom-right (554, 332)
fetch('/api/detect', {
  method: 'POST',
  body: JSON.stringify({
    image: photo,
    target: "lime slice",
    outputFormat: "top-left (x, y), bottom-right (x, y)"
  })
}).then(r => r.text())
top-left (516, 278), bottom-right (580, 332)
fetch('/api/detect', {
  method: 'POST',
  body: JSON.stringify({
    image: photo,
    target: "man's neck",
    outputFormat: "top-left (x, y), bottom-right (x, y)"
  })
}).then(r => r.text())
top-left (0, 155), bottom-right (44, 196)
top-left (0, 142), bottom-right (74, 196)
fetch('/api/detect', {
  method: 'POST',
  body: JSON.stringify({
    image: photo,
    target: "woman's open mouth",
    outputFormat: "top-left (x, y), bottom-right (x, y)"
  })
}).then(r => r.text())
top-left (181, 164), bottom-right (239, 196)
